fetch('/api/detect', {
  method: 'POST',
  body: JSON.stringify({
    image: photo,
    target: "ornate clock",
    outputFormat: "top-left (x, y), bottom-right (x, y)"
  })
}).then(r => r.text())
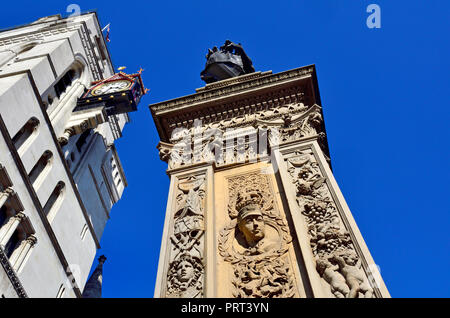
top-left (76, 72), bottom-right (147, 116)
top-left (90, 80), bottom-right (133, 96)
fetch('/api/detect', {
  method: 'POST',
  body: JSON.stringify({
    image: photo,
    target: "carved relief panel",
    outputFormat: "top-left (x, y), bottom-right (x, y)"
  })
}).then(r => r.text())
top-left (165, 175), bottom-right (206, 298)
top-left (216, 165), bottom-right (303, 298)
top-left (283, 148), bottom-right (376, 298)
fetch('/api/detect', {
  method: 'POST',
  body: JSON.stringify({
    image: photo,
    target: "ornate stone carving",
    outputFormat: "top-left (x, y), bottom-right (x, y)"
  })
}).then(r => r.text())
top-left (157, 141), bottom-right (173, 163)
top-left (218, 172), bottom-right (296, 298)
top-left (166, 253), bottom-right (203, 298)
top-left (159, 103), bottom-right (329, 171)
top-left (166, 176), bottom-right (205, 298)
top-left (262, 104), bottom-right (325, 145)
top-left (285, 149), bottom-right (374, 298)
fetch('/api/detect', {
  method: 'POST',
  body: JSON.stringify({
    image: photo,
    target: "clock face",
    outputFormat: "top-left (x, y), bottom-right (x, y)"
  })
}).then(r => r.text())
top-left (91, 80), bottom-right (132, 96)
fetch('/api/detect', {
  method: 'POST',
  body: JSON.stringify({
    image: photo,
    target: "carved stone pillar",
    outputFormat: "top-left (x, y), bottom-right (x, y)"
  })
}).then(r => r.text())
top-left (58, 128), bottom-right (75, 146)
top-left (0, 187), bottom-right (14, 209)
top-left (271, 140), bottom-right (390, 297)
top-left (10, 234), bottom-right (37, 272)
top-left (0, 212), bottom-right (25, 249)
top-left (150, 65), bottom-right (390, 298)
top-left (154, 164), bottom-right (214, 298)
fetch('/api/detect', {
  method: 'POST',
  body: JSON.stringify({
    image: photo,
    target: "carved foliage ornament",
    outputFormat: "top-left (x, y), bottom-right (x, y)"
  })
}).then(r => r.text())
top-left (166, 176), bottom-right (206, 298)
top-left (218, 172), bottom-right (296, 298)
top-left (285, 150), bottom-right (374, 298)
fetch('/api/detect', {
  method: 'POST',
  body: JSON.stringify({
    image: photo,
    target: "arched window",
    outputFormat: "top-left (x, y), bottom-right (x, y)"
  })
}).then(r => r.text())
top-left (54, 69), bottom-right (78, 98)
top-left (43, 182), bottom-right (65, 222)
top-left (11, 117), bottom-right (40, 155)
top-left (28, 150), bottom-right (53, 189)
top-left (46, 59), bottom-right (87, 117)
top-left (18, 43), bottom-right (36, 54)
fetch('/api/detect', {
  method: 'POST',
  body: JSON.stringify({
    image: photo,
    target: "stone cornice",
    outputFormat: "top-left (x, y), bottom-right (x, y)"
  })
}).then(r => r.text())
top-left (195, 71), bottom-right (273, 92)
top-left (0, 15), bottom-right (107, 81)
top-left (150, 65), bottom-right (319, 143)
top-left (150, 65), bottom-right (316, 115)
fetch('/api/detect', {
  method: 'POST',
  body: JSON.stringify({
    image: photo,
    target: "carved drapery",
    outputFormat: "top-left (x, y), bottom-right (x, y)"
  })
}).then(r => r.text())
top-left (218, 171), bottom-right (296, 298)
top-left (284, 149), bottom-right (375, 298)
top-left (165, 175), bottom-right (206, 298)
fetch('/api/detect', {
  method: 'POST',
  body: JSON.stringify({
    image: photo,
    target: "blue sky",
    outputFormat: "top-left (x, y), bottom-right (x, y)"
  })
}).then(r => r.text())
top-left (2, 1), bottom-right (449, 298)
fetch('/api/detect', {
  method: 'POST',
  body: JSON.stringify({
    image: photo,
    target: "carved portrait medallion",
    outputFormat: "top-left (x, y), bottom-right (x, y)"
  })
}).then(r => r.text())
top-left (218, 171), bottom-right (296, 298)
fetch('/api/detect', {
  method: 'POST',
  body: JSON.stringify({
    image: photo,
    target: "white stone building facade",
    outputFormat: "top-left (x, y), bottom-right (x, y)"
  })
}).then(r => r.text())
top-left (0, 12), bottom-right (129, 298)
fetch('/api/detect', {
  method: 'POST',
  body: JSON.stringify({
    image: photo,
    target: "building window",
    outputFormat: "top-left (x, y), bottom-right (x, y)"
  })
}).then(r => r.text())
top-left (28, 150), bottom-right (53, 189)
top-left (0, 166), bottom-right (36, 273)
top-left (11, 117), bottom-right (40, 155)
top-left (56, 285), bottom-right (66, 298)
top-left (43, 181), bottom-right (65, 222)
top-left (80, 224), bottom-right (88, 240)
top-left (76, 129), bottom-right (91, 152)
top-left (3, 230), bottom-right (20, 258)
top-left (0, 212), bottom-right (36, 272)
top-left (54, 69), bottom-right (77, 98)
top-left (46, 60), bottom-right (86, 116)
top-left (0, 206), bottom-right (7, 227)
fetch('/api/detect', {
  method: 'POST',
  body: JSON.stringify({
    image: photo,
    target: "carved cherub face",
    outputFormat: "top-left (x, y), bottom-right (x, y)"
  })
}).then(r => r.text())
top-left (342, 252), bottom-right (358, 266)
top-left (177, 260), bottom-right (195, 283)
top-left (238, 206), bottom-right (265, 246)
top-left (316, 259), bottom-right (331, 274)
top-left (309, 111), bottom-right (322, 129)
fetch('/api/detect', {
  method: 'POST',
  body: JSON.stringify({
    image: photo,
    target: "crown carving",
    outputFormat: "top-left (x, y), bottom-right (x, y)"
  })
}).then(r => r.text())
top-left (235, 190), bottom-right (263, 213)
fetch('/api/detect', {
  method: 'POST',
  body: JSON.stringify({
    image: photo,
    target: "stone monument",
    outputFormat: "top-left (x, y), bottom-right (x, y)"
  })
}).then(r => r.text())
top-left (149, 41), bottom-right (390, 298)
